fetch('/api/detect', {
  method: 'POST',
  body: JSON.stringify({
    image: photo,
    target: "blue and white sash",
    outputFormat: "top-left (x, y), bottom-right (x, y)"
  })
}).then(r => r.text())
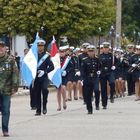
top-left (37, 53), bottom-right (49, 68)
top-left (61, 56), bottom-right (71, 72)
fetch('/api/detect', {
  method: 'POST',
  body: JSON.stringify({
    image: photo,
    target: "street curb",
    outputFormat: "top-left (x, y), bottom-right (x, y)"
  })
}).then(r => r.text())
top-left (13, 86), bottom-right (57, 97)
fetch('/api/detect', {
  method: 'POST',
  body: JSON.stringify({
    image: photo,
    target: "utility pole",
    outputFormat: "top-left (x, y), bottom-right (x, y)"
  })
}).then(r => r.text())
top-left (116, 0), bottom-right (122, 48)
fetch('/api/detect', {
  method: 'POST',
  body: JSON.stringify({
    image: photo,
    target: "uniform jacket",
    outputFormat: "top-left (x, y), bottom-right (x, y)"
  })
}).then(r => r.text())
top-left (36, 52), bottom-right (54, 81)
top-left (81, 56), bottom-right (100, 81)
top-left (0, 54), bottom-right (19, 95)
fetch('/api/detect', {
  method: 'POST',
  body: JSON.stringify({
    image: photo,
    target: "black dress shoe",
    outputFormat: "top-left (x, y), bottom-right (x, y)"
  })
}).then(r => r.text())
top-left (43, 109), bottom-right (47, 114)
top-left (110, 98), bottom-right (114, 103)
top-left (74, 97), bottom-right (78, 100)
top-left (96, 106), bottom-right (100, 110)
top-left (68, 98), bottom-right (72, 101)
top-left (63, 105), bottom-right (67, 110)
top-left (103, 106), bottom-right (107, 109)
top-left (31, 107), bottom-right (36, 110)
top-left (57, 108), bottom-right (61, 111)
top-left (3, 132), bottom-right (9, 137)
top-left (88, 111), bottom-right (93, 114)
top-left (35, 112), bottom-right (41, 116)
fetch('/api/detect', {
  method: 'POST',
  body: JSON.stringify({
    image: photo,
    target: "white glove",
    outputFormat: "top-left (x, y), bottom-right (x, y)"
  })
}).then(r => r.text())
top-left (132, 63), bottom-right (137, 68)
top-left (97, 70), bottom-right (101, 75)
top-left (62, 70), bottom-right (67, 77)
top-left (38, 70), bottom-right (45, 77)
top-left (75, 71), bottom-right (81, 76)
top-left (81, 80), bottom-right (83, 86)
top-left (120, 57), bottom-right (123, 62)
top-left (111, 66), bottom-right (116, 70)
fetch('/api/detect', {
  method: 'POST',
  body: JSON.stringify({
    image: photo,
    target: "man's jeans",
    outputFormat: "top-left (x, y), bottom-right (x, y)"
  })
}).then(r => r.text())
top-left (0, 94), bottom-right (11, 133)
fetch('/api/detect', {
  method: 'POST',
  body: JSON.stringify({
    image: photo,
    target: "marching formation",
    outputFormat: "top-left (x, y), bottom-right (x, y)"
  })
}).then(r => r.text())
top-left (28, 39), bottom-right (140, 115)
top-left (0, 38), bottom-right (140, 137)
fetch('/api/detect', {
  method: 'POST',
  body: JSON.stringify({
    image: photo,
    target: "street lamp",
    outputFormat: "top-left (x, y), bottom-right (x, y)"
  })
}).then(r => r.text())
top-left (41, 26), bottom-right (44, 39)
top-left (137, 32), bottom-right (140, 45)
top-left (98, 27), bottom-right (102, 55)
top-left (109, 25), bottom-right (115, 49)
top-left (133, 30), bottom-right (136, 45)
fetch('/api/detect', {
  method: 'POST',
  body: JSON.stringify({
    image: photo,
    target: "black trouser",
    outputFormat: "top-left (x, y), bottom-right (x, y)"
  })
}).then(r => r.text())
top-left (84, 77), bottom-right (100, 113)
top-left (127, 73), bottom-right (135, 95)
top-left (82, 84), bottom-right (87, 103)
top-left (100, 72), bottom-right (115, 107)
top-left (34, 78), bottom-right (49, 113)
top-left (30, 85), bottom-right (37, 108)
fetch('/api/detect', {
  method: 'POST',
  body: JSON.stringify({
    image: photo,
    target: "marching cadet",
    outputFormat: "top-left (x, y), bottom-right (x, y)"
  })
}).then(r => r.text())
top-left (99, 42), bottom-right (116, 109)
top-left (0, 41), bottom-right (19, 137)
top-left (66, 46), bottom-right (75, 101)
top-left (79, 43), bottom-right (89, 104)
top-left (34, 39), bottom-right (54, 115)
top-left (56, 46), bottom-right (67, 111)
top-left (124, 44), bottom-right (135, 96)
top-left (115, 49), bottom-right (128, 97)
top-left (73, 48), bottom-right (83, 100)
top-left (81, 45), bottom-right (100, 114)
top-left (129, 45), bottom-right (140, 101)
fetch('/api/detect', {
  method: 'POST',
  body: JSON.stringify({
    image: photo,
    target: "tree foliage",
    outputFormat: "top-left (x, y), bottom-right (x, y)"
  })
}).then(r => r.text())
top-left (122, 0), bottom-right (140, 39)
top-left (0, 0), bottom-right (115, 45)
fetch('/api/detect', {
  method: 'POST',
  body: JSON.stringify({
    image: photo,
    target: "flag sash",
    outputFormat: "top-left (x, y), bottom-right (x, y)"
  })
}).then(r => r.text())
top-left (61, 56), bottom-right (71, 72)
top-left (37, 53), bottom-right (49, 68)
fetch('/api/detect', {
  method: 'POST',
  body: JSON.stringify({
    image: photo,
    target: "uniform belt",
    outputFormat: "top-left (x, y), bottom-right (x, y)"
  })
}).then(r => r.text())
top-left (104, 67), bottom-right (108, 70)
top-left (88, 73), bottom-right (96, 77)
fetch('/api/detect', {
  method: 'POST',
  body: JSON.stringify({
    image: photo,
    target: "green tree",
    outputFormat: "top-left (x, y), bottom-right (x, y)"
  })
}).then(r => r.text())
top-left (0, 0), bottom-right (115, 45)
top-left (122, 0), bottom-right (140, 43)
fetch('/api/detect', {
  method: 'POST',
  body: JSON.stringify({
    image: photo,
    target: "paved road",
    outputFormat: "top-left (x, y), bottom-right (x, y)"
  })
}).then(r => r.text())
top-left (0, 89), bottom-right (140, 140)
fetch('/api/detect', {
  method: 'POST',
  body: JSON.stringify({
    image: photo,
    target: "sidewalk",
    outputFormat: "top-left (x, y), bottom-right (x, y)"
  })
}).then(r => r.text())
top-left (15, 86), bottom-right (57, 96)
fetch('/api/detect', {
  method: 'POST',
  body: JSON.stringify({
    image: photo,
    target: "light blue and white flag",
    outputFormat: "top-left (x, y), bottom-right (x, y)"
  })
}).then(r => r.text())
top-left (21, 33), bottom-right (39, 86)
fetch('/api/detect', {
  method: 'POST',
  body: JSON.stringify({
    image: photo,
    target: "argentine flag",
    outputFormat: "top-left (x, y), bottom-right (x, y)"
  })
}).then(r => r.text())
top-left (48, 36), bottom-right (62, 88)
top-left (21, 33), bottom-right (39, 86)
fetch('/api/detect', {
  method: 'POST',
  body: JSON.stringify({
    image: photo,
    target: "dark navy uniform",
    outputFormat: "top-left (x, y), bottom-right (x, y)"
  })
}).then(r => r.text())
top-left (34, 52), bottom-right (54, 115)
top-left (124, 52), bottom-right (135, 95)
top-left (65, 56), bottom-right (75, 82)
top-left (82, 55), bottom-right (100, 114)
top-left (60, 56), bottom-right (68, 85)
top-left (115, 56), bottom-right (129, 80)
top-left (99, 52), bottom-right (116, 108)
top-left (79, 52), bottom-right (88, 103)
top-left (130, 53), bottom-right (140, 82)
top-left (73, 55), bottom-right (80, 82)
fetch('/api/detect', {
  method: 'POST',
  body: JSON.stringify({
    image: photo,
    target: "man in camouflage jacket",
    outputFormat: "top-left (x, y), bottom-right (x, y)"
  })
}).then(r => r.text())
top-left (0, 41), bottom-right (19, 137)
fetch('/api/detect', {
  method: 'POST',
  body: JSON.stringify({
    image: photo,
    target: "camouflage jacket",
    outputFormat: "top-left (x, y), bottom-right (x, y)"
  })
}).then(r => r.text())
top-left (0, 54), bottom-right (19, 95)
